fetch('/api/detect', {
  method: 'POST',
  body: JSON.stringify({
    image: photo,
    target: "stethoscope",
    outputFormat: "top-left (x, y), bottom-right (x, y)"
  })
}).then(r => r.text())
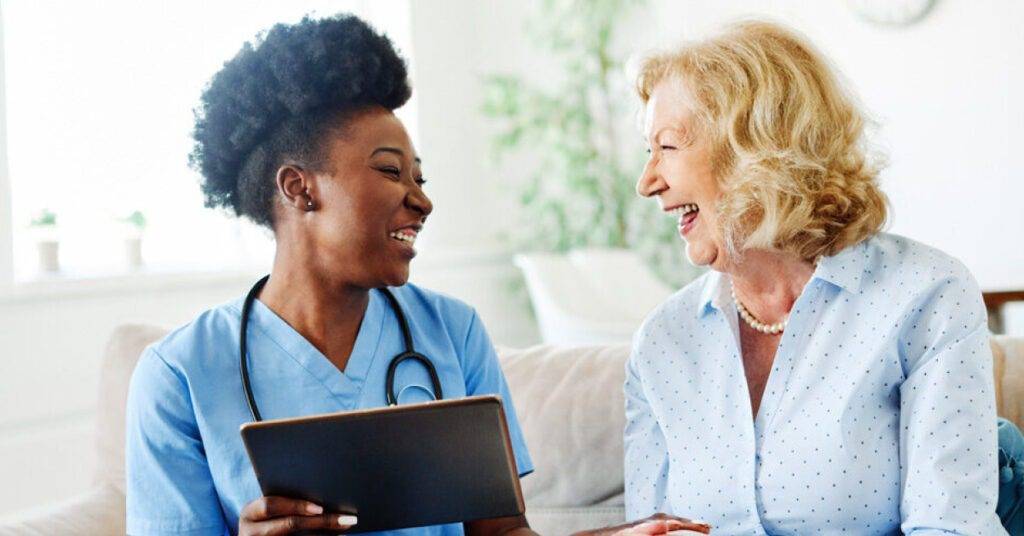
top-left (239, 275), bottom-right (443, 422)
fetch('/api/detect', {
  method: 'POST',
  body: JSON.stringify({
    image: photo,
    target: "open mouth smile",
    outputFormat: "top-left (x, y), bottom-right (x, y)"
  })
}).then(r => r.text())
top-left (667, 203), bottom-right (700, 236)
top-left (388, 223), bottom-right (422, 257)
top-left (389, 228), bottom-right (418, 245)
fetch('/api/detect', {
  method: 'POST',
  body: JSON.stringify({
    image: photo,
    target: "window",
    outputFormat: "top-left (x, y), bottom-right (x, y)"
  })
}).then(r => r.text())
top-left (1, 0), bottom-right (415, 281)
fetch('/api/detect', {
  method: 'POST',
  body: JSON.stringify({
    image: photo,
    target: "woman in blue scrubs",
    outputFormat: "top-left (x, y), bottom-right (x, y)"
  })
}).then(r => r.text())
top-left (125, 14), bottom-right (537, 536)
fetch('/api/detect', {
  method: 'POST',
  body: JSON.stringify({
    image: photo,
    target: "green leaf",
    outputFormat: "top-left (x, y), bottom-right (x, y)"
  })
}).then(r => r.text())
top-left (30, 208), bottom-right (57, 227)
top-left (121, 210), bottom-right (147, 229)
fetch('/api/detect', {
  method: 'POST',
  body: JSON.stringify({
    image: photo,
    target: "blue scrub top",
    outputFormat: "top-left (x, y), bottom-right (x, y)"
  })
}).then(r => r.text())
top-left (125, 283), bottom-right (534, 536)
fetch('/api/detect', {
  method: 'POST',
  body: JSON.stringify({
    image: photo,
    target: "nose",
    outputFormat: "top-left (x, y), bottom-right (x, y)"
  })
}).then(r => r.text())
top-left (636, 157), bottom-right (666, 198)
top-left (406, 184), bottom-right (433, 220)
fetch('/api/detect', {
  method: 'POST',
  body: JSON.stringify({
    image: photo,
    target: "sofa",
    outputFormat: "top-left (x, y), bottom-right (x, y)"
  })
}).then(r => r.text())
top-left (1, 325), bottom-right (1022, 535)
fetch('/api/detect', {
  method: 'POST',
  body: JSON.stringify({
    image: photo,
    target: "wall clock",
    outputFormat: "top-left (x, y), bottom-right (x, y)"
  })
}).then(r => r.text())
top-left (847, 0), bottom-right (938, 27)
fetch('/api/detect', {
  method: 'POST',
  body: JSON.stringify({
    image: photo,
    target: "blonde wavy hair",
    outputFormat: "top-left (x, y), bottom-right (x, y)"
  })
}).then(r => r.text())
top-left (636, 20), bottom-right (888, 260)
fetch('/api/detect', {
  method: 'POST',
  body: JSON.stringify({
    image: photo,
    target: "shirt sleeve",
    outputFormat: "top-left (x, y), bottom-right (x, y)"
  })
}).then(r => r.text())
top-left (898, 271), bottom-right (1005, 535)
top-left (461, 311), bottom-right (534, 477)
top-left (624, 348), bottom-right (671, 519)
top-left (125, 347), bottom-right (229, 536)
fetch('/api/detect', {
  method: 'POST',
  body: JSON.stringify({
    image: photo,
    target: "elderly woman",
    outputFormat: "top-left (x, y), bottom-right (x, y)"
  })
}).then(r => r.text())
top-left (591, 21), bottom-right (1022, 536)
top-left (125, 14), bottom-right (537, 536)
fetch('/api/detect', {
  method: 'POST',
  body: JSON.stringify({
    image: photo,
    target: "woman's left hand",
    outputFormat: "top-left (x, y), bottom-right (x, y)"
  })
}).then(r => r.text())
top-left (612, 518), bottom-right (710, 535)
top-left (574, 514), bottom-right (711, 536)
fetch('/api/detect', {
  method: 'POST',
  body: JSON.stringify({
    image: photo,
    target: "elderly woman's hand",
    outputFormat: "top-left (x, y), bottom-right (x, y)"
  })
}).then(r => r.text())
top-left (574, 514), bottom-right (711, 536)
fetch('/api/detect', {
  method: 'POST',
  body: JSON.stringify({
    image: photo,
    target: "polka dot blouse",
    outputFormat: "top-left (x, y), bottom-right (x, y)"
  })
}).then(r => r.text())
top-left (624, 233), bottom-right (1005, 535)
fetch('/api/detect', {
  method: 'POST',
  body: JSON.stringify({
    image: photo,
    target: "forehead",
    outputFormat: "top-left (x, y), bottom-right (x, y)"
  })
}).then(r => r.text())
top-left (643, 77), bottom-right (697, 137)
top-left (328, 108), bottom-right (418, 160)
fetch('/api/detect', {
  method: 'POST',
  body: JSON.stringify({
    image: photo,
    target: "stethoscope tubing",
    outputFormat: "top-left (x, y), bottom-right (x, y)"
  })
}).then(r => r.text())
top-left (239, 275), bottom-right (443, 422)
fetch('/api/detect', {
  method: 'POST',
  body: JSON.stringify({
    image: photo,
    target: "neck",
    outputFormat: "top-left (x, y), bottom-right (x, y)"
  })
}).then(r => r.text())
top-left (724, 249), bottom-right (815, 325)
top-left (258, 241), bottom-right (370, 367)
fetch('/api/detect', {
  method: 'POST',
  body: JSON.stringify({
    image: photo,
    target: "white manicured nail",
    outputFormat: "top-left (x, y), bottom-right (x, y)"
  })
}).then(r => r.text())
top-left (338, 515), bottom-right (358, 525)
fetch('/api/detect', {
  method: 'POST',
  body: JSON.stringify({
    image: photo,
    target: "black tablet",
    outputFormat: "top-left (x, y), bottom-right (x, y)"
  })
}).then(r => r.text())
top-left (239, 395), bottom-right (525, 533)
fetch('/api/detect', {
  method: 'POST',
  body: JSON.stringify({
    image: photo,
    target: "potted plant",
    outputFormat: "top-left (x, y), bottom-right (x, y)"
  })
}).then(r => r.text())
top-left (120, 210), bottom-right (146, 269)
top-left (481, 0), bottom-right (702, 342)
top-left (29, 208), bottom-right (60, 273)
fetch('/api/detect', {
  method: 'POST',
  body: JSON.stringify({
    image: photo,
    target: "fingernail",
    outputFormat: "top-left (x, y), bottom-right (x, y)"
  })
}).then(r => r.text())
top-left (306, 503), bottom-right (323, 514)
top-left (338, 515), bottom-right (358, 525)
top-left (692, 519), bottom-right (709, 526)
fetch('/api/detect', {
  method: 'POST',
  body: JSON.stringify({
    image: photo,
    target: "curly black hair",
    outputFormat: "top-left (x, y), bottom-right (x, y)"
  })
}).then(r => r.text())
top-left (189, 14), bottom-right (411, 228)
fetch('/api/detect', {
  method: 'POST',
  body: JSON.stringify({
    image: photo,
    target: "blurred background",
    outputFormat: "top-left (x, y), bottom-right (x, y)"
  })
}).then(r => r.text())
top-left (1, 0), bottom-right (1022, 517)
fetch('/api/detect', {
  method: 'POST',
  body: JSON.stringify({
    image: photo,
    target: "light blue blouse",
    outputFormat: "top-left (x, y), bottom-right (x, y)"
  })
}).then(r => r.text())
top-left (624, 233), bottom-right (1004, 535)
top-left (126, 283), bottom-right (533, 536)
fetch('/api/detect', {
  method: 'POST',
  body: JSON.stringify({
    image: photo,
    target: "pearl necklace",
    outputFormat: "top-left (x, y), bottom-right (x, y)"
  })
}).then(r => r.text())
top-left (731, 283), bottom-right (787, 335)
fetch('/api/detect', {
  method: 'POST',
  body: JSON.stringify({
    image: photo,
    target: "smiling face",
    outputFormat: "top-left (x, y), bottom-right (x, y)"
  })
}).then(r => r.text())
top-left (292, 107), bottom-right (432, 288)
top-left (637, 78), bottom-right (727, 269)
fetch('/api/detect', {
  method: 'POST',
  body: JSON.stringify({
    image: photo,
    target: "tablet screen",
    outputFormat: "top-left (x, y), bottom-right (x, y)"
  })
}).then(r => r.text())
top-left (240, 395), bottom-right (524, 533)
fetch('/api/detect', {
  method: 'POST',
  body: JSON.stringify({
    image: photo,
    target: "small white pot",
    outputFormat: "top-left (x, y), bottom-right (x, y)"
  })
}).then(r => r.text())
top-left (125, 236), bottom-right (143, 269)
top-left (36, 240), bottom-right (60, 273)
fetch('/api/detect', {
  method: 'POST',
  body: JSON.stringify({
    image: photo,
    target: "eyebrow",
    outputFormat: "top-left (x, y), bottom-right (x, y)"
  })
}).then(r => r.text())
top-left (371, 146), bottom-right (422, 164)
top-left (651, 126), bottom-right (693, 146)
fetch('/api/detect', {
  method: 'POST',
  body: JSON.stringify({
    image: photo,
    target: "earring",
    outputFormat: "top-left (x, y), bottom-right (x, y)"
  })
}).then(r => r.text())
top-left (306, 199), bottom-right (315, 211)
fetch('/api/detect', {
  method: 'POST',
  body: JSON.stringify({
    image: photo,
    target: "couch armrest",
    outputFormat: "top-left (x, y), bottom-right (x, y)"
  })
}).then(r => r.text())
top-left (0, 483), bottom-right (124, 536)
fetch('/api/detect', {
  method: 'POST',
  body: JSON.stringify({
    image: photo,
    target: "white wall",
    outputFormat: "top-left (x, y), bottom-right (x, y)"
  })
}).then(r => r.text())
top-left (0, 5), bottom-right (12, 286)
top-left (405, 0), bottom-right (525, 257)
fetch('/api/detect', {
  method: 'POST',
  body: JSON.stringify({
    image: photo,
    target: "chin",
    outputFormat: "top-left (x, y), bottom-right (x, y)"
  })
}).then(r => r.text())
top-left (684, 241), bottom-right (718, 267)
top-left (379, 265), bottom-right (411, 288)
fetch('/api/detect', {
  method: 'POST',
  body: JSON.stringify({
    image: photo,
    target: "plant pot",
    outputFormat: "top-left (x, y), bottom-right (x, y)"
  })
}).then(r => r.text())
top-left (125, 236), bottom-right (143, 269)
top-left (36, 240), bottom-right (60, 273)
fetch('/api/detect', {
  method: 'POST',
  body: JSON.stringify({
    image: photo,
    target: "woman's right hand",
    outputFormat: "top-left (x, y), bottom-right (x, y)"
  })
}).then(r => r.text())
top-left (238, 496), bottom-right (358, 535)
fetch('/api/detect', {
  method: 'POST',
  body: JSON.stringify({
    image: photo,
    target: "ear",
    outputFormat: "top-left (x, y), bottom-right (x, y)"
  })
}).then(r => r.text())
top-left (275, 164), bottom-right (316, 212)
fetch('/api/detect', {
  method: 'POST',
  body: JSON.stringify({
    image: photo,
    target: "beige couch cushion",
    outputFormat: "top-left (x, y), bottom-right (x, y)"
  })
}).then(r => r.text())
top-left (0, 483), bottom-right (125, 536)
top-left (498, 344), bottom-right (629, 508)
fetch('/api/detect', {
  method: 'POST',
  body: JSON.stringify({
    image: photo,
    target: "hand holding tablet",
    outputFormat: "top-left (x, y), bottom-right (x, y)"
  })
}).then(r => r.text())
top-left (238, 496), bottom-right (359, 535)
top-left (240, 395), bottom-right (524, 533)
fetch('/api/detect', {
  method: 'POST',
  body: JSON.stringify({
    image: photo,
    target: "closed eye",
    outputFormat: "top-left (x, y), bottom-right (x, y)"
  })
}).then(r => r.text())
top-left (415, 177), bottom-right (427, 186)
top-left (378, 167), bottom-right (401, 179)
top-left (645, 145), bottom-right (677, 155)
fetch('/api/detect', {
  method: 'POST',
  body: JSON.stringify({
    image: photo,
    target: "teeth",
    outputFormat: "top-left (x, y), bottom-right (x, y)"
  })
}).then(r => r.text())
top-left (389, 231), bottom-right (416, 244)
top-left (670, 203), bottom-right (699, 217)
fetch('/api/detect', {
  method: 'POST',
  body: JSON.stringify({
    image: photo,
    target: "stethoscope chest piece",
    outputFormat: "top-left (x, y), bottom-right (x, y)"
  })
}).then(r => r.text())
top-left (385, 350), bottom-right (444, 406)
